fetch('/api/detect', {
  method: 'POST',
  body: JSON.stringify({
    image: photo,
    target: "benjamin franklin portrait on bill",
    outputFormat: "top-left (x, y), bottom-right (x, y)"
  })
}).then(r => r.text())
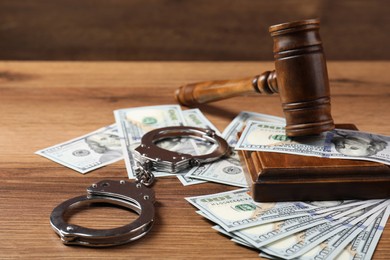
top-left (331, 130), bottom-right (387, 157)
top-left (85, 132), bottom-right (123, 163)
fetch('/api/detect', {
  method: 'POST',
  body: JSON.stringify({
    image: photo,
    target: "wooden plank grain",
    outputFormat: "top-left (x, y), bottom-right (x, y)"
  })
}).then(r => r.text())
top-left (0, 0), bottom-right (389, 60)
top-left (0, 61), bottom-right (389, 259)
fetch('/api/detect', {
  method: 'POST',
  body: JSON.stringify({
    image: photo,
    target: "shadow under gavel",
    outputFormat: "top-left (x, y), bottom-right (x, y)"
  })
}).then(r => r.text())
top-left (175, 19), bottom-right (335, 137)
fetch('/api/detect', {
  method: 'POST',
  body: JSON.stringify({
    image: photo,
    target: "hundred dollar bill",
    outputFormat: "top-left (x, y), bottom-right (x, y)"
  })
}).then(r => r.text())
top-left (203, 216), bottom-right (261, 250)
top-left (182, 108), bottom-right (221, 155)
top-left (183, 108), bottom-right (221, 155)
top-left (233, 200), bottom-right (382, 248)
top-left (184, 150), bottom-right (248, 187)
top-left (199, 212), bottom-right (257, 248)
top-left (235, 120), bottom-right (390, 166)
top-left (183, 108), bottom-right (221, 134)
top-left (231, 237), bottom-right (257, 249)
top-left (212, 224), bottom-right (235, 238)
top-left (35, 124), bottom-right (122, 174)
top-left (300, 204), bottom-right (389, 260)
top-left (185, 188), bottom-right (318, 232)
top-left (114, 105), bottom-right (186, 178)
top-left (214, 224), bottom-right (261, 250)
top-left (182, 110), bottom-right (252, 187)
top-left (115, 105), bottom-right (185, 143)
top-left (260, 200), bottom-right (390, 260)
top-left (329, 204), bottom-right (390, 260)
top-left (222, 111), bottom-right (285, 147)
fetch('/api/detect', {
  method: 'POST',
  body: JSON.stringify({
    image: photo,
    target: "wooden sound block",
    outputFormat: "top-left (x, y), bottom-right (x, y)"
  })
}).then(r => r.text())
top-left (239, 124), bottom-right (390, 202)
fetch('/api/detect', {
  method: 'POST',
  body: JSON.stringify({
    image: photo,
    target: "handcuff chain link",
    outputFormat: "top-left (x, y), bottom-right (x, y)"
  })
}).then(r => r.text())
top-left (135, 160), bottom-right (155, 187)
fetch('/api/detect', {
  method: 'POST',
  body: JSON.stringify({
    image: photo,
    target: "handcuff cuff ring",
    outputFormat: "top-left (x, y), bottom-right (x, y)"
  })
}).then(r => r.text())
top-left (50, 180), bottom-right (155, 247)
top-left (133, 126), bottom-right (231, 176)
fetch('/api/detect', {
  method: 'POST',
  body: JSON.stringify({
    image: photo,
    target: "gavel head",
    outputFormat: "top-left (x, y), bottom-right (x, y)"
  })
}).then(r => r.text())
top-left (175, 19), bottom-right (335, 137)
top-left (269, 19), bottom-right (334, 136)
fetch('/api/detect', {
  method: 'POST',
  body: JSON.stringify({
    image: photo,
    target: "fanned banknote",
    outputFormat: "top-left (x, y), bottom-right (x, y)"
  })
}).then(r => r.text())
top-left (212, 223), bottom-right (257, 249)
top-left (35, 124), bottom-right (122, 174)
top-left (235, 120), bottom-right (390, 166)
top-left (186, 188), bottom-right (317, 232)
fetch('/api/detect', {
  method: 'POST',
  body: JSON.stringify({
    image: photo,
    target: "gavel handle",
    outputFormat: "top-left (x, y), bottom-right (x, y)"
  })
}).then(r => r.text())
top-left (175, 70), bottom-right (278, 106)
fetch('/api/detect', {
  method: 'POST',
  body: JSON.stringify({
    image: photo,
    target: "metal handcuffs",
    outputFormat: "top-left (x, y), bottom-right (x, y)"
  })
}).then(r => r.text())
top-left (133, 126), bottom-right (231, 176)
top-left (50, 126), bottom-right (230, 247)
top-left (50, 180), bottom-right (155, 247)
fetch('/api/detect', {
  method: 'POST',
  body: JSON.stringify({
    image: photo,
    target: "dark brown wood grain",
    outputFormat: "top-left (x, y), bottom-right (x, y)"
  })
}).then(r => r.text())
top-left (0, 61), bottom-right (389, 259)
top-left (0, 0), bottom-right (389, 60)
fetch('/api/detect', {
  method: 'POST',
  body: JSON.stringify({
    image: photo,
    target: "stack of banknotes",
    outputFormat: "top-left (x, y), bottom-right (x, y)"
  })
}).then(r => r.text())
top-left (36, 105), bottom-right (390, 259)
top-left (186, 189), bottom-right (390, 259)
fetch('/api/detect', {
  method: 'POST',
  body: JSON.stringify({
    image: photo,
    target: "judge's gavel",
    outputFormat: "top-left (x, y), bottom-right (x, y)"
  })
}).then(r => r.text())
top-left (175, 19), bottom-right (335, 137)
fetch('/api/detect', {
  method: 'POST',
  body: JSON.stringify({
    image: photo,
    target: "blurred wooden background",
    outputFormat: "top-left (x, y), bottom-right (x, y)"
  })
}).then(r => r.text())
top-left (0, 0), bottom-right (389, 60)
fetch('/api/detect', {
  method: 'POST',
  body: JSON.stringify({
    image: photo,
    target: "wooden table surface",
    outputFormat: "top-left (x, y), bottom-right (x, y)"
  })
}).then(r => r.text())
top-left (1, 61), bottom-right (389, 259)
